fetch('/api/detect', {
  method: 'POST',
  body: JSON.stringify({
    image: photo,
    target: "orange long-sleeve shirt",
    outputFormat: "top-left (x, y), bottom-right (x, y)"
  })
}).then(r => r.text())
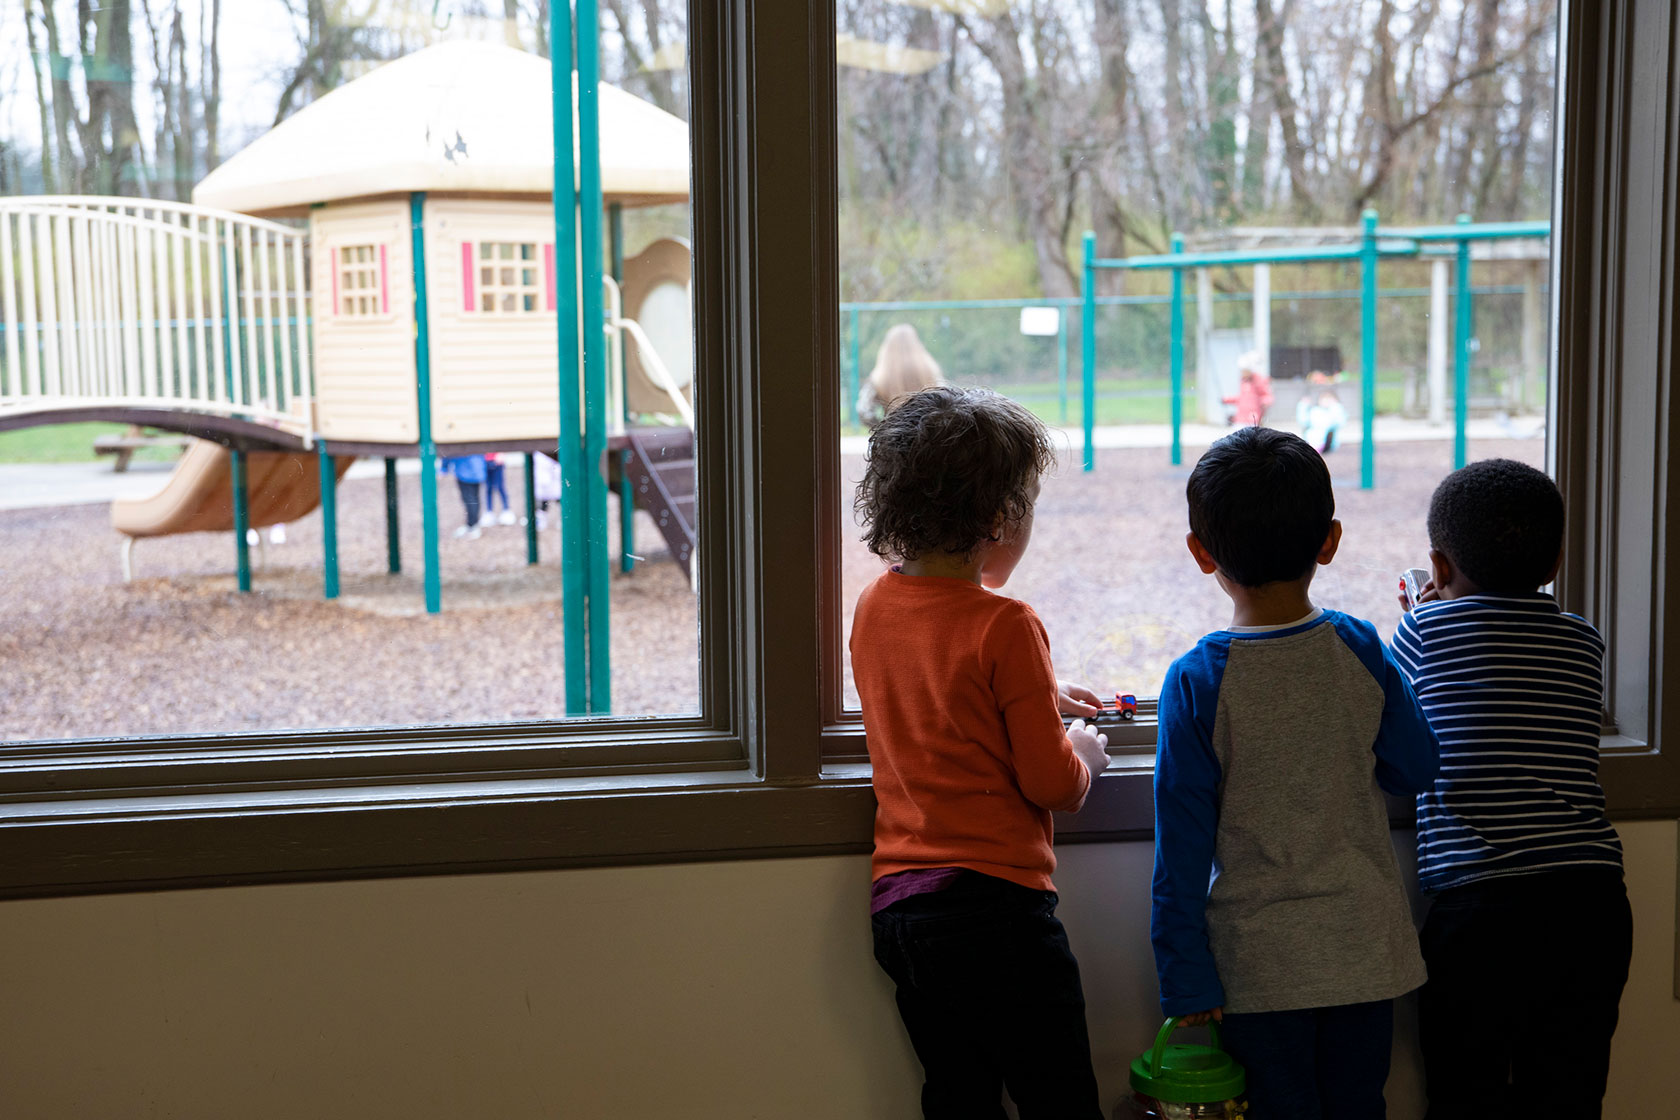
top-left (850, 570), bottom-right (1091, 893)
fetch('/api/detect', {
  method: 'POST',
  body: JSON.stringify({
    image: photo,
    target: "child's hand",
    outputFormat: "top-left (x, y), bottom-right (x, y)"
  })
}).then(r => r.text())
top-left (1067, 720), bottom-right (1110, 781)
top-left (1057, 680), bottom-right (1102, 717)
top-left (1396, 578), bottom-right (1442, 613)
top-left (1179, 1007), bottom-right (1224, 1027)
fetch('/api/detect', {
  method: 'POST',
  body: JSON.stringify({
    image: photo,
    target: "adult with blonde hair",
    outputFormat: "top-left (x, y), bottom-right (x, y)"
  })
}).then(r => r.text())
top-left (857, 324), bottom-right (945, 428)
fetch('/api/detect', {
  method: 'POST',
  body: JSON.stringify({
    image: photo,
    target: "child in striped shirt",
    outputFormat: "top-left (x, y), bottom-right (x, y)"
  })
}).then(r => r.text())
top-left (1395, 458), bottom-right (1630, 1120)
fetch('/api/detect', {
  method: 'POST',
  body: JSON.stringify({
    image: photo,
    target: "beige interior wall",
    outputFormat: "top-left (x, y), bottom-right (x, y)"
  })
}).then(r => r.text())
top-left (425, 198), bottom-right (563, 445)
top-left (309, 201), bottom-right (419, 444)
top-left (0, 821), bottom-right (1672, 1119)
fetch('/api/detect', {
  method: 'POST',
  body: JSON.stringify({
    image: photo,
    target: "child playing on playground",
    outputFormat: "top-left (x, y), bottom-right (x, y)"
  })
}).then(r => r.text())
top-left (851, 385), bottom-right (1111, 1119)
top-left (440, 454), bottom-right (487, 539)
top-left (1228, 351), bottom-right (1274, 427)
top-left (1152, 426), bottom-right (1439, 1119)
top-left (482, 451), bottom-right (514, 525)
top-left (1393, 459), bottom-right (1629, 1119)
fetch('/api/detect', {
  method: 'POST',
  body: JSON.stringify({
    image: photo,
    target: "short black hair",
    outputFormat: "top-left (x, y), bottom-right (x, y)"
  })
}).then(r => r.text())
top-left (1186, 427), bottom-right (1335, 587)
top-left (854, 385), bottom-right (1055, 561)
top-left (1427, 458), bottom-right (1563, 593)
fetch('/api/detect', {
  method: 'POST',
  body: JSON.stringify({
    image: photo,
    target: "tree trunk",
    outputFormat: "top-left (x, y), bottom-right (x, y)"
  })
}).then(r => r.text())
top-left (968, 10), bottom-right (1077, 297)
top-left (205, 0), bottom-right (222, 169)
top-left (23, 0), bottom-right (59, 193)
top-left (503, 0), bottom-right (523, 49)
top-left (39, 0), bottom-right (79, 191)
top-left (1253, 0), bottom-right (1316, 217)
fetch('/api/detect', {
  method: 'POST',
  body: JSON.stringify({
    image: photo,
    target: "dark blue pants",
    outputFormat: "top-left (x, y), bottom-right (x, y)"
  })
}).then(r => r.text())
top-left (1418, 869), bottom-right (1631, 1120)
top-left (456, 478), bottom-right (481, 527)
top-left (485, 461), bottom-right (509, 510)
top-left (871, 872), bottom-right (1103, 1120)
top-left (1217, 999), bottom-right (1394, 1120)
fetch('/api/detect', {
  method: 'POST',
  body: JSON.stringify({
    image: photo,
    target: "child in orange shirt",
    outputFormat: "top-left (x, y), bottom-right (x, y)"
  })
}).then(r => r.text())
top-left (850, 385), bottom-right (1112, 1120)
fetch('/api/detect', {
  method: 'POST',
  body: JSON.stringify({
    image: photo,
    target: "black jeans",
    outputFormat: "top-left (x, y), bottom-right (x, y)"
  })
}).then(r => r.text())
top-left (1419, 869), bottom-right (1632, 1120)
top-left (456, 478), bottom-right (481, 527)
top-left (871, 872), bottom-right (1103, 1120)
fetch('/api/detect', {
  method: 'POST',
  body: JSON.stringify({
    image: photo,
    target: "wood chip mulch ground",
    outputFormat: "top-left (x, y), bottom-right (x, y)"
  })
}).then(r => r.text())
top-left (0, 435), bottom-right (1541, 743)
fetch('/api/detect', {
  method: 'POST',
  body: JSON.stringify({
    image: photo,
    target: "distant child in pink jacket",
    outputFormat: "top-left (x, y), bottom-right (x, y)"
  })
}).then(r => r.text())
top-left (1230, 353), bottom-right (1274, 427)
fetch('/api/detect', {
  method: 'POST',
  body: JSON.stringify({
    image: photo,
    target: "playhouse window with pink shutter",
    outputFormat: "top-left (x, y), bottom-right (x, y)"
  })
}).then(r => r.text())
top-left (336, 244), bottom-right (385, 317)
top-left (475, 241), bottom-right (545, 313)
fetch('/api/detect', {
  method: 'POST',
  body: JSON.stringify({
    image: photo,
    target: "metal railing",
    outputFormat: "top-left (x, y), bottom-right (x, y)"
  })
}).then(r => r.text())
top-left (0, 196), bottom-right (314, 439)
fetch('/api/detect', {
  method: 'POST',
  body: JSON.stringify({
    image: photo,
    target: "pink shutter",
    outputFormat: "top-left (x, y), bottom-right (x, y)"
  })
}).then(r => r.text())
top-left (544, 243), bottom-right (557, 311)
top-left (461, 242), bottom-right (476, 312)
top-left (379, 245), bottom-right (390, 314)
top-left (329, 248), bottom-right (339, 317)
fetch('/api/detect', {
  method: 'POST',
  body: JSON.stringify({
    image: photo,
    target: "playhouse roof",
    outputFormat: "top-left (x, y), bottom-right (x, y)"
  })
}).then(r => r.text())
top-left (193, 41), bottom-right (690, 216)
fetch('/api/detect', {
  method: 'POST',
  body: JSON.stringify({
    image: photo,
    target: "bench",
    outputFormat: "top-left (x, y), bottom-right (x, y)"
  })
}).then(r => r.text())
top-left (93, 427), bottom-right (190, 472)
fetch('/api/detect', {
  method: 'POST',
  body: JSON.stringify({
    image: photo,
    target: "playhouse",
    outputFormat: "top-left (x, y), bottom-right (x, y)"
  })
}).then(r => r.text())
top-left (191, 39), bottom-right (695, 452)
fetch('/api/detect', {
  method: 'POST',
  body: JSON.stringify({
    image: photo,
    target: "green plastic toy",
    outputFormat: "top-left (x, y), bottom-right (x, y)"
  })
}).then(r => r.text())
top-left (1120, 1017), bottom-right (1248, 1118)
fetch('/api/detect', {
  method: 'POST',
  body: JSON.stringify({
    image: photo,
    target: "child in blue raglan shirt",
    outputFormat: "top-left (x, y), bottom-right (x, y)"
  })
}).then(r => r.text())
top-left (1151, 427), bottom-right (1440, 1120)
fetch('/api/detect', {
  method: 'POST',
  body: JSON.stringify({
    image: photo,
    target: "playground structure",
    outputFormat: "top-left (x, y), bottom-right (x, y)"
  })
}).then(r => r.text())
top-left (0, 37), bottom-right (695, 713)
top-left (1080, 212), bottom-right (1552, 487)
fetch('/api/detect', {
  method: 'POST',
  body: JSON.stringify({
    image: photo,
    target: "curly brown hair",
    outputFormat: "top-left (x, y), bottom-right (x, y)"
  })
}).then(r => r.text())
top-left (854, 385), bottom-right (1056, 562)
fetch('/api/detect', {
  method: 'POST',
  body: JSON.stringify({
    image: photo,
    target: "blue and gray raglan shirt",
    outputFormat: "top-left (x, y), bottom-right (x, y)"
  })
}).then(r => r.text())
top-left (1151, 609), bottom-right (1441, 1017)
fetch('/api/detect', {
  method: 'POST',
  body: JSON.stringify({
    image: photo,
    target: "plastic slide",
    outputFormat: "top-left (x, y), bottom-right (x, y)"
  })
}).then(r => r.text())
top-left (111, 438), bottom-right (354, 539)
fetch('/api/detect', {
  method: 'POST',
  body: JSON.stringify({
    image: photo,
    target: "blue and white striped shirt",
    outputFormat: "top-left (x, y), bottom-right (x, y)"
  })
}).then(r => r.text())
top-left (1392, 594), bottom-right (1622, 892)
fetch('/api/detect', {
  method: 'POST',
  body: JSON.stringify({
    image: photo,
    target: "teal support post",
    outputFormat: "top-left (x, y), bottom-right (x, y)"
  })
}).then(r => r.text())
top-left (618, 448), bottom-right (635, 574)
top-left (319, 442), bottom-right (339, 600)
top-left (847, 306), bottom-right (861, 427)
top-left (1453, 213), bottom-right (1473, 469)
top-left (578, 0), bottom-right (611, 712)
top-left (383, 458), bottom-right (400, 574)
top-left (1056, 307), bottom-right (1069, 424)
top-left (1169, 233), bottom-right (1185, 467)
top-left (220, 242), bottom-right (251, 594)
top-left (411, 192), bottom-right (441, 614)
top-left (611, 202), bottom-right (634, 575)
top-left (231, 449), bottom-right (250, 592)
top-left (1359, 209), bottom-right (1379, 490)
top-left (551, 3), bottom-right (587, 712)
top-left (524, 452), bottom-right (539, 565)
top-left (1081, 231), bottom-right (1096, 472)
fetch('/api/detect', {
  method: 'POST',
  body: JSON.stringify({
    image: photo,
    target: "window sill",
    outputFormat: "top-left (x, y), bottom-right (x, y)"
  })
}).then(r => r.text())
top-left (3, 728), bottom-right (1668, 901)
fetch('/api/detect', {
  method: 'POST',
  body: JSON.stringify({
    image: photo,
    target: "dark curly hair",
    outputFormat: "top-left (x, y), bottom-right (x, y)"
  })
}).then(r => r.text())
top-left (1186, 427), bottom-right (1335, 587)
top-left (1427, 458), bottom-right (1563, 593)
top-left (854, 385), bottom-right (1056, 562)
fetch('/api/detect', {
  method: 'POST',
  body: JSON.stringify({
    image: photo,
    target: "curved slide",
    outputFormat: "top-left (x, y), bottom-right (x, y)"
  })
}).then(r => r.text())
top-left (112, 438), bottom-right (354, 539)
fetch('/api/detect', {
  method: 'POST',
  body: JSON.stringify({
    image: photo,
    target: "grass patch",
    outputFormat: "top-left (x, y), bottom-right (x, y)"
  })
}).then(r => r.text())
top-left (0, 422), bottom-right (188, 464)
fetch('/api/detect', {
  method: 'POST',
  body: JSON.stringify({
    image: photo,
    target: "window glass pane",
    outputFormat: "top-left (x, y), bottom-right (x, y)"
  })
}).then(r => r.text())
top-left (837, 0), bottom-right (1559, 709)
top-left (0, 2), bottom-right (699, 740)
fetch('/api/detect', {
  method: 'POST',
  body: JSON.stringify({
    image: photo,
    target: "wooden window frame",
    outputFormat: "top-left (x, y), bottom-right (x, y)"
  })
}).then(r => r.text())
top-left (0, 0), bottom-right (1674, 901)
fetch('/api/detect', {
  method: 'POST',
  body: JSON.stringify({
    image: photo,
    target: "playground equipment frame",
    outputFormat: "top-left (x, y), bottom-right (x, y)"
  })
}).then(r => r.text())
top-left (1079, 212), bottom-right (1552, 488)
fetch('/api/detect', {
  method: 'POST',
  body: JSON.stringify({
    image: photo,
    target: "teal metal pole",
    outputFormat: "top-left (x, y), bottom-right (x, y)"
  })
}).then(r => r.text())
top-left (578, 0), bottom-right (610, 713)
top-left (551, 5), bottom-right (586, 712)
top-left (848, 306), bottom-right (861, 427)
top-left (1056, 307), bottom-right (1069, 424)
top-left (1081, 231), bottom-right (1096, 472)
top-left (220, 233), bottom-right (250, 593)
top-left (524, 452), bottom-right (539, 565)
top-left (1359, 209), bottom-right (1379, 490)
top-left (1169, 233), bottom-right (1185, 467)
top-left (611, 202), bottom-right (634, 575)
top-left (411, 192), bottom-right (441, 614)
top-left (319, 442), bottom-right (339, 600)
top-left (384, 458), bottom-right (400, 573)
top-left (231, 449), bottom-right (250, 592)
top-left (1454, 213), bottom-right (1473, 469)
